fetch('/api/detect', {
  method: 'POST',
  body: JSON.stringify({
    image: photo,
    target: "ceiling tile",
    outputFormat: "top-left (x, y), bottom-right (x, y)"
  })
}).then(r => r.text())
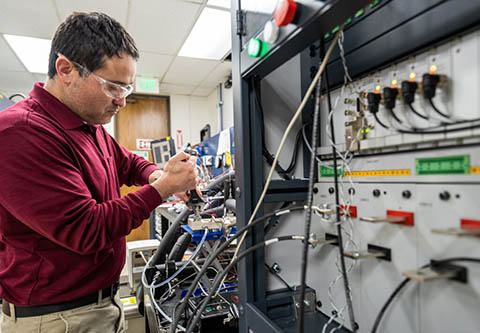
top-left (54, 0), bottom-right (129, 26)
top-left (128, 0), bottom-right (201, 55)
top-left (0, 36), bottom-right (26, 71)
top-left (159, 83), bottom-right (196, 96)
top-left (192, 86), bottom-right (216, 97)
top-left (0, 0), bottom-right (59, 39)
top-left (0, 71), bottom-right (36, 95)
top-left (136, 52), bottom-right (174, 78)
top-left (200, 61), bottom-right (231, 86)
top-left (163, 57), bottom-right (218, 86)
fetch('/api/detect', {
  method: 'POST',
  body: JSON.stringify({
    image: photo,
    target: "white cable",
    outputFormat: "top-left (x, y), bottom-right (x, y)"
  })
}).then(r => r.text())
top-left (142, 228), bottom-right (208, 289)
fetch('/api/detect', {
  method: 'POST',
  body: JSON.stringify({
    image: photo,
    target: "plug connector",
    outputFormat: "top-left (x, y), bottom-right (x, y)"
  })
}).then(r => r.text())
top-left (401, 81), bottom-right (418, 104)
top-left (383, 87), bottom-right (399, 109)
top-left (367, 92), bottom-right (381, 113)
top-left (422, 73), bottom-right (440, 99)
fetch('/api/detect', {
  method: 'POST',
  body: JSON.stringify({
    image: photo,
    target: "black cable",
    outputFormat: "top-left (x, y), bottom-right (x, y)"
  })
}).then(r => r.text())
top-left (265, 263), bottom-right (294, 291)
top-left (429, 98), bottom-right (450, 118)
top-left (408, 103), bottom-right (429, 120)
top-left (373, 113), bottom-right (389, 130)
top-left (253, 77), bottom-right (303, 180)
top-left (322, 39), bottom-right (358, 332)
top-left (185, 235), bottom-right (304, 332)
top-left (387, 108), bottom-right (402, 124)
top-left (398, 122), bottom-right (480, 135)
top-left (372, 257), bottom-right (480, 333)
top-left (168, 206), bottom-right (307, 332)
top-left (299, 57), bottom-right (323, 333)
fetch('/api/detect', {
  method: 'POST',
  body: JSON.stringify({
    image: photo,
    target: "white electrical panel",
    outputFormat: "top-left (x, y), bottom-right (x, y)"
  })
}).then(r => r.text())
top-left (318, 30), bottom-right (480, 155)
top-left (265, 28), bottom-right (480, 333)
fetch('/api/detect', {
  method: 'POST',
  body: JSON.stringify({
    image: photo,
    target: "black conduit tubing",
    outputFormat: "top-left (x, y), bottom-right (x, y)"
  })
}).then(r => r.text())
top-left (150, 207), bottom-right (191, 267)
top-left (168, 232), bottom-right (193, 262)
top-left (298, 59), bottom-right (323, 333)
top-left (322, 39), bottom-right (358, 332)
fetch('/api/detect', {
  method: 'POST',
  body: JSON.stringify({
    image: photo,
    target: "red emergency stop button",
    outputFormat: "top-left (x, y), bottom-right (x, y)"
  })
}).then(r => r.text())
top-left (274, 0), bottom-right (298, 27)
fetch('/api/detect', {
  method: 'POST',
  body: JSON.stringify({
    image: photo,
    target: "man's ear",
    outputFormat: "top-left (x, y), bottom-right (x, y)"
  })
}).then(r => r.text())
top-left (55, 57), bottom-right (75, 85)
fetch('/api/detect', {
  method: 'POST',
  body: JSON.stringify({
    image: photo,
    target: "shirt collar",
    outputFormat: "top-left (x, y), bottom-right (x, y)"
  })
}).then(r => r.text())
top-left (30, 82), bottom-right (86, 130)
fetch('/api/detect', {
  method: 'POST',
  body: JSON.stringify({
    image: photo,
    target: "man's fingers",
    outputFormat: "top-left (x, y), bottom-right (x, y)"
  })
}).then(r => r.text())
top-left (171, 151), bottom-right (190, 162)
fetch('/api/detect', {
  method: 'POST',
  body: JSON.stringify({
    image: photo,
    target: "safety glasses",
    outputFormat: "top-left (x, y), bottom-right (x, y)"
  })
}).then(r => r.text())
top-left (58, 54), bottom-right (134, 99)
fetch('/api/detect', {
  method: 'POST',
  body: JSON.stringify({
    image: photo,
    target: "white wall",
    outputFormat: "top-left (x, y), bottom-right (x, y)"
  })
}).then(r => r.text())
top-left (169, 86), bottom-right (233, 148)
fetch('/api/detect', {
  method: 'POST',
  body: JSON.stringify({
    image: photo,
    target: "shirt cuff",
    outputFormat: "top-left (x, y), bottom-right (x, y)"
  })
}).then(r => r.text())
top-left (138, 184), bottom-right (163, 212)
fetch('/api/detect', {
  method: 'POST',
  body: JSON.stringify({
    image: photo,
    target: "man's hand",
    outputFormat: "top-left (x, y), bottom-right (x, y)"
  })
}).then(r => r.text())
top-left (151, 152), bottom-right (198, 199)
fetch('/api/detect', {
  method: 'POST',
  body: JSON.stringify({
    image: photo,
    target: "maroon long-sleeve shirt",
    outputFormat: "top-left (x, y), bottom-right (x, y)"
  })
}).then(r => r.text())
top-left (0, 82), bottom-right (163, 306)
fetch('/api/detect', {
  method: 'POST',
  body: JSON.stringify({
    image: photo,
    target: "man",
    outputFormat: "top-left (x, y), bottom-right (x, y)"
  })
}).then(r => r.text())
top-left (0, 12), bottom-right (197, 332)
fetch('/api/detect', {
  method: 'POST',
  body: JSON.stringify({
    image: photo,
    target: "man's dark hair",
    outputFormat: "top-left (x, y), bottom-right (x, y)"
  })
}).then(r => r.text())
top-left (48, 12), bottom-right (139, 78)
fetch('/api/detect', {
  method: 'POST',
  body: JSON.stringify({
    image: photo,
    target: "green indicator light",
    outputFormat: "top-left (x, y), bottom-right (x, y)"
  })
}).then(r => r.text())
top-left (324, 32), bottom-right (331, 39)
top-left (369, 0), bottom-right (380, 8)
top-left (332, 26), bottom-right (340, 34)
top-left (248, 38), bottom-right (263, 57)
top-left (366, 128), bottom-right (370, 133)
top-left (206, 306), bottom-right (212, 312)
top-left (345, 17), bottom-right (352, 25)
top-left (355, 9), bottom-right (365, 18)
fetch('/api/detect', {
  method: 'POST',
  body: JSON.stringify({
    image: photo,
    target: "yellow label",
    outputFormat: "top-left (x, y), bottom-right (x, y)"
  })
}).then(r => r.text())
top-left (225, 151), bottom-right (232, 166)
top-left (344, 169), bottom-right (411, 177)
top-left (121, 297), bottom-right (137, 305)
top-left (470, 167), bottom-right (480, 174)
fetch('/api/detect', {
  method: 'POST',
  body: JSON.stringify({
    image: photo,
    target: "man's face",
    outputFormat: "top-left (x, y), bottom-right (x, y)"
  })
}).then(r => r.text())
top-left (66, 54), bottom-right (136, 125)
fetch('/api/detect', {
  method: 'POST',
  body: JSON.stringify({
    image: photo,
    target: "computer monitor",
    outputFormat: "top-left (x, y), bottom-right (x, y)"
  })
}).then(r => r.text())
top-left (151, 137), bottom-right (176, 169)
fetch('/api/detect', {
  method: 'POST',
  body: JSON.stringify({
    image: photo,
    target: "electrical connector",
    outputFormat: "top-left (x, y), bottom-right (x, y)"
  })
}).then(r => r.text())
top-left (422, 73), bottom-right (440, 99)
top-left (401, 81), bottom-right (418, 104)
top-left (383, 87), bottom-right (399, 109)
top-left (367, 92), bottom-right (381, 113)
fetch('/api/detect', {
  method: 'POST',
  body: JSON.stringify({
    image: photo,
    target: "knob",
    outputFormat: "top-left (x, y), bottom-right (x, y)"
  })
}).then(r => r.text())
top-left (328, 187), bottom-right (335, 194)
top-left (373, 189), bottom-right (381, 197)
top-left (402, 190), bottom-right (412, 199)
top-left (439, 191), bottom-right (450, 201)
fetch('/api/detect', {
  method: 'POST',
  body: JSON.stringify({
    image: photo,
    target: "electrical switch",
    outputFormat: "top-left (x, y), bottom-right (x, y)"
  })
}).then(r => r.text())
top-left (273, 0), bottom-right (298, 27)
top-left (248, 38), bottom-right (264, 57)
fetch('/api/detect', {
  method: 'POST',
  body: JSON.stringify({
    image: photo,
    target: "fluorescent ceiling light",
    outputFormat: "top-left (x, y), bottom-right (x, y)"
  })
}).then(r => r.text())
top-left (179, 8), bottom-right (231, 60)
top-left (4, 34), bottom-right (51, 74)
top-left (207, 0), bottom-right (278, 14)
